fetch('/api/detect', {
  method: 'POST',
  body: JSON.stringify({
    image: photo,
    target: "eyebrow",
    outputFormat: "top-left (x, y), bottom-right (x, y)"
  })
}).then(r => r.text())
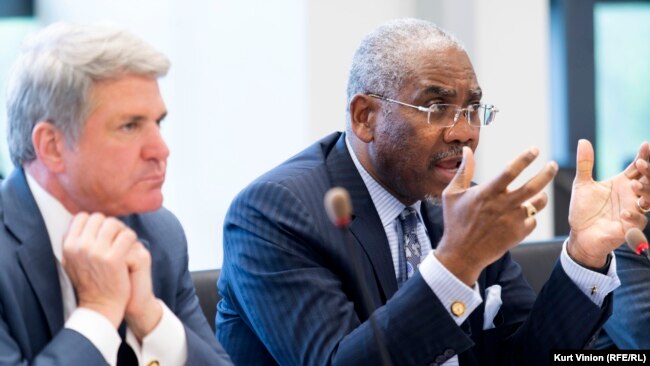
top-left (157, 111), bottom-right (168, 123)
top-left (120, 111), bottom-right (167, 125)
top-left (422, 86), bottom-right (456, 97)
top-left (420, 86), bottom-right (483, 100)
top-left (468, 88), bottom-right (482, 99)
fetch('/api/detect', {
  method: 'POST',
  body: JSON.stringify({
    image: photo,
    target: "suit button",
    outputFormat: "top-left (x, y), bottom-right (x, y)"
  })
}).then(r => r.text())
top-left (444, 348), bottom-right (455, 358)
top-left (435, 355), bottom-right (447, 363)
top-left (147, 361), bottom-right (160, 366)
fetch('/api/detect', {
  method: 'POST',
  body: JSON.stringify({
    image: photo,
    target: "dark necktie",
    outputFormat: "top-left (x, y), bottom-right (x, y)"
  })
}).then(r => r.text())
top-left (397, 207), bottom-right (422, 286)
top-left (117, 340), bottom-right (139, 365)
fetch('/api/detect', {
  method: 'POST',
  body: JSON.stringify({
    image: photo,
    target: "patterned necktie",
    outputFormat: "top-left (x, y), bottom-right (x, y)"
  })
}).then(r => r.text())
top-left (397, 207), bottom-right (422, 286)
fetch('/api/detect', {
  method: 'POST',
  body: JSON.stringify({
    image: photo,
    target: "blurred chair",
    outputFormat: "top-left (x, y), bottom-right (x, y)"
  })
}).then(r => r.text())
top-left (510, 237), bottom-right (565, 294)
top-left (191, 269), bottom-right (221, 332)
top-left (191, 238), bottom-right (566, 331)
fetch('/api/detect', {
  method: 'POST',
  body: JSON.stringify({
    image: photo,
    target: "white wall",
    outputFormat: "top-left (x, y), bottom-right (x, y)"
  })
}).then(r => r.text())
top-left (422, 0), bottom-right (554, 241)
top-left (31, 0), bottom-right (553, 270)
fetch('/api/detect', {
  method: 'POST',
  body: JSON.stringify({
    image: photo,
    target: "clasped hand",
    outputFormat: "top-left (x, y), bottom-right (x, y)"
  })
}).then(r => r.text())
top-left (61, 212), bottom-right (162, 340)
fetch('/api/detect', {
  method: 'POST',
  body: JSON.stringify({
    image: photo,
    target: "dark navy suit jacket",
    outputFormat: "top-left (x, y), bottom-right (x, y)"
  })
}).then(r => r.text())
top-left (0, 168), bottom-right (231, 365)
top-left (217, 132), bottom-right (611, 366)
top-left (598, 222), bottom-right (650, 349)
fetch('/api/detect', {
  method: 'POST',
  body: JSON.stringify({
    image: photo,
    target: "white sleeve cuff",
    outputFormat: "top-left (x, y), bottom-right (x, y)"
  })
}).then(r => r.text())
top-left (419, 251), bottom-right (483, 325)
top-left (560, 239), bottom-right (621, 307)
top-left (65, 307), bottom-right (121, 366)
top-left (126, 300), bottom-right (188, 366)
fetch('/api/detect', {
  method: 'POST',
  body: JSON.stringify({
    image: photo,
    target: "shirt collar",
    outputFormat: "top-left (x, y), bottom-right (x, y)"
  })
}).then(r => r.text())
top-left (344, 136), bottom-right (423, 227)
top-left (25, 171), bottom-right (73, 264)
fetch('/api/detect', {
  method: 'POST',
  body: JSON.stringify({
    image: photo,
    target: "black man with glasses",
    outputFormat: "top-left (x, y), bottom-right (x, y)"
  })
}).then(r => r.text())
top-left (217, 18), bottom-right (650, 366)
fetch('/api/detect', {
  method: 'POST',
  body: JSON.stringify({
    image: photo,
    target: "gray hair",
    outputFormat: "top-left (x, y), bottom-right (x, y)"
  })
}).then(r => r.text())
top-left (346, 18), bottom-right (465, 123)
top-left (6, 22), bottom-right (170, 167)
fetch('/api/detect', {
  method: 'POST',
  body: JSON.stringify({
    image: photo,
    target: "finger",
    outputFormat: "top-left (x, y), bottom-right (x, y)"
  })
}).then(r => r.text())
top-left (623, 141), bottom-right (649, 180)
top-left (125, 241), bottom-right (150, 271)
top-left (96, 217), bottom-right (127, 250)
top-left (523, 192), bottom-right (549, 216)
top-left (634, 158), bottom-right (650, 181)
top-left (62, 212), bottom-right (90, 263)
top-left (64, 212), bottom-right (89, 245)
top-left (522, 216), bottom-right (538, 235)
top-left (621, 209), bottom-right (649, 231)
top-left (631, 180), bottom-right (650, 203)
top-left (485, 147), bottom-right (539, 194)
top-left (509, 161), bottom-right (558, 202)
top-left (446, 146), bottom-right (475, 192)
top-left (575, 139), bottom-right (595, 183)
top-left (110, 229), bottom-right (139, 258)
top-left (80, 212), bottom-right (106, 240)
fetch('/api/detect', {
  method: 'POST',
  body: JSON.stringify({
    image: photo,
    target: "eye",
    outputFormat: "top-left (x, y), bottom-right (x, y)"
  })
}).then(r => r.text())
top-left (120, 120), bottom-right (140, 132)
top-left (429, 103), bottom-right (449, 113)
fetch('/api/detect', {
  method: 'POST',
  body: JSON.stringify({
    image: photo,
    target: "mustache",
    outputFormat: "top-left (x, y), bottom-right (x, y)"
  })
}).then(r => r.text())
top-left (429, 145), bottom-right (466, 165)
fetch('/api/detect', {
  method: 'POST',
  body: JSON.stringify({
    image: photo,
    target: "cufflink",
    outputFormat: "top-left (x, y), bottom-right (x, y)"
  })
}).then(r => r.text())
top-left (147, 361), bottom-right (160, 366)
top-left (451, 301), bottom-right (466, 317)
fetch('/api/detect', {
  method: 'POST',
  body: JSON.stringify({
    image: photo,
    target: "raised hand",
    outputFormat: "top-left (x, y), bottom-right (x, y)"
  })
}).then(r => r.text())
top-left (435, 146), bottom-right (558, 286)
top-left (62, 213), bottom-right (137, 328)
top-left (567, 139), bottom-right (650, 268)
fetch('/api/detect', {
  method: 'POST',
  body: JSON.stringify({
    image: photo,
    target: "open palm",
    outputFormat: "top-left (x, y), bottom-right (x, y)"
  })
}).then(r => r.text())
top-left (568, 140), bottom-right (649, 264)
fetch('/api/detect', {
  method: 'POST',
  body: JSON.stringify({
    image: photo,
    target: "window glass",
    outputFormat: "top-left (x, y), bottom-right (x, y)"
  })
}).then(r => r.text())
top-left (0, 17), bottom-right (37, 177)
top-left (594, 3), bottom-right (650, 179)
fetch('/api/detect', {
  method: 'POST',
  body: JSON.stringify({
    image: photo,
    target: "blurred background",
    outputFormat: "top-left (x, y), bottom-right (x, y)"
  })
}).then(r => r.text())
top-left (0, 0), bottom-right (648, 270)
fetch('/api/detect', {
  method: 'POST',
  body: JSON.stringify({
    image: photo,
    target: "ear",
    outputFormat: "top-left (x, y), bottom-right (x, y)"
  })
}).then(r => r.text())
top-left (32, 121), bottom-right (67, 173)
top-left (349, 94), bottom-right (378, 143)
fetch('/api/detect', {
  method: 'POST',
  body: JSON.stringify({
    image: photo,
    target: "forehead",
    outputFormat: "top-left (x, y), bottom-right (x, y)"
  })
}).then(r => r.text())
top-left (401, 46), bottom-right (480, 100)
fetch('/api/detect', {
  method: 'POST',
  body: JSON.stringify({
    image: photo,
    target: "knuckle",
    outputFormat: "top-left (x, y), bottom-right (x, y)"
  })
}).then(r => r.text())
top-left (89, 212), bottom-right (106, 221)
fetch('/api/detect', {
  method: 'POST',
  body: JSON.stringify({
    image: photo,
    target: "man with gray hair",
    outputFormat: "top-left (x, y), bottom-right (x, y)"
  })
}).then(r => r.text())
top-left (217, 18), bottom-right (650, 365)
top-left (0, 22), bottom-right (231, 365)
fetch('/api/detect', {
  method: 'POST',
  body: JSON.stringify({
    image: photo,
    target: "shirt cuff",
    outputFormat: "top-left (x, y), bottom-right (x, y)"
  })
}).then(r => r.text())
top-left (560, 239), bottom-right (621, 307)
top-left (65, 307), bottom-right (121, 366)
top-left (126, 300), bottom-right (188, 366)
top-left (419, 251), bottom-right (483, 325)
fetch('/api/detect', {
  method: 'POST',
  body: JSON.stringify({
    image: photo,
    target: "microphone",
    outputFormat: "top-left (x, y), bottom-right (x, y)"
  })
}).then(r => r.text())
top-left (626, 227), bottom-right (650, 261)
top-left (324, 187), bottom-right (352, 228)
top-left (324, 187), bottom-right (393, 366)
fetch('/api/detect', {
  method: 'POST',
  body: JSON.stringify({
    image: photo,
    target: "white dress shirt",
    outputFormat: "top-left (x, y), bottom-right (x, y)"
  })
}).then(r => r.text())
top-left (345, 138), bottom-right (620, 365)
top-left (26, 172), bottom-right (188, 366)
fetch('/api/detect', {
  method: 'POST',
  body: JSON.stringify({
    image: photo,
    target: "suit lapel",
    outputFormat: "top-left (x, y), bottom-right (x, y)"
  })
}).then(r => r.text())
top-left (420, 201), bottom-right (444, 249)
top-left (325, 133), bottom-right (398, 300)
top-left (2, 168), bottom-right (64, 337)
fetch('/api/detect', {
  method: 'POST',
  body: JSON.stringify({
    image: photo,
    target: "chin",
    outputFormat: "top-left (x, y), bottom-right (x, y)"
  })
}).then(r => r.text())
top-left (127, 193), bottom-right (164, 214)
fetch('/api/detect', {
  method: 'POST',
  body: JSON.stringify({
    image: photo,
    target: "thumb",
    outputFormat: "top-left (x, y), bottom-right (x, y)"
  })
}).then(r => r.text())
top-left (575, 139), bottom-right (594, 183)
top-left (448, 146), bottom-right (475, 192)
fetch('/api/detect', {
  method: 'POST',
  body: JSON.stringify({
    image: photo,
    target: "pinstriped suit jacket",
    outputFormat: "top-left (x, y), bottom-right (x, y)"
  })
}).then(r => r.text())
top-left (599, 222), bottom-right (650, 349)
top-left (217, 132), bottom-right (611, 366)
top-left (0, 168), bottom-right (231, 365)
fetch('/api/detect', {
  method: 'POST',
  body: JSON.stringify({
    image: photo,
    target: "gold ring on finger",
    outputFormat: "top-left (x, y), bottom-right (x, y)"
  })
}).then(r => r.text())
top-left (636, 198), bottom-right (650, 214)
top-left (522, 201), bottom-right (537, 218)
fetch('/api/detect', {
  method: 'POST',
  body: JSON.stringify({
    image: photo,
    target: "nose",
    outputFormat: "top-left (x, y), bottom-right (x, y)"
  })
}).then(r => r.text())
top-left (443, 110), bottom-right (476, 144)
top-left (142, 123), bottom-right (170, 163)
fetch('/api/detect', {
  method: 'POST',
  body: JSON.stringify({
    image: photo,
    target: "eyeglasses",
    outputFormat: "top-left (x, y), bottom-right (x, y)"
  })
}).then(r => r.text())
top-left (368, 94), bottom-right (498, 128)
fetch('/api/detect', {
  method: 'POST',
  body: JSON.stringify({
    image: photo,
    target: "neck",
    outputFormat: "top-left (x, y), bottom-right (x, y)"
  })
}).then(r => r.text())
top-left (24, 161), bottom-right (82, 214)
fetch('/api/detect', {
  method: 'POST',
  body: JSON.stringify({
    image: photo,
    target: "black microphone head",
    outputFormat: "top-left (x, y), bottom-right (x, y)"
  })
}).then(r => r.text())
top-left (626, 227), bottom-right (649, 255)
top-left (324, 187), bottom-right (352, 228)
